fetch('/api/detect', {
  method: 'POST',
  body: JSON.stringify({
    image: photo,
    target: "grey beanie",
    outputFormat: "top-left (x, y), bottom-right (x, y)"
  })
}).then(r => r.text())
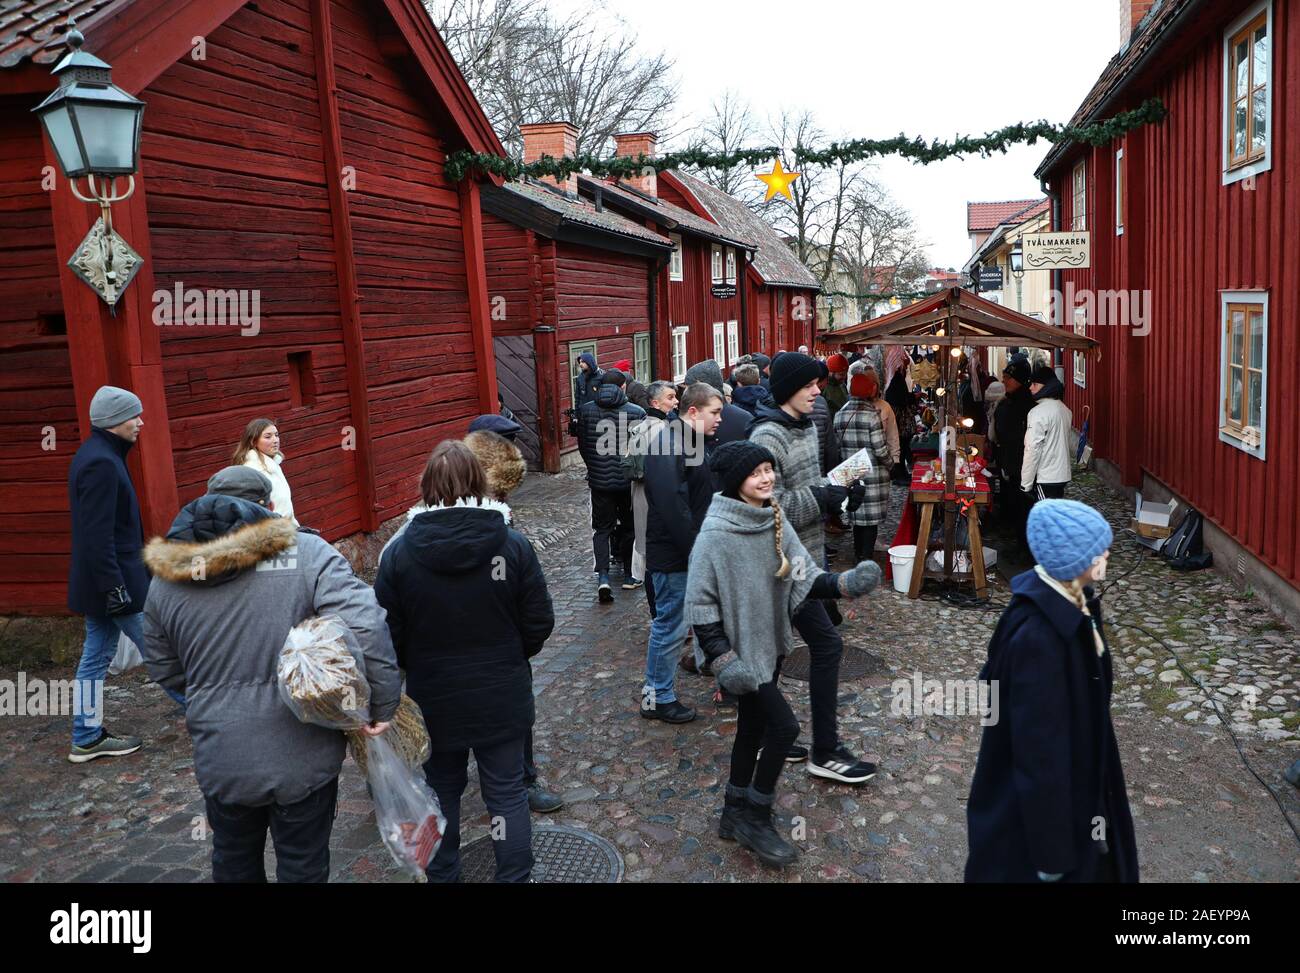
top-left (684, 359), bottom-right (726, 395)
top-left (207, 465), bottom-right (273, 504)
top-left (89, 386), bottom-right (143, 429)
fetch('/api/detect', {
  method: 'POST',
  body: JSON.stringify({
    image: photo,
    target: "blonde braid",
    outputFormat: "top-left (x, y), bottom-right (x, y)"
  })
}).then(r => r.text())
top-left (772, 501), bottom-right (791, 578)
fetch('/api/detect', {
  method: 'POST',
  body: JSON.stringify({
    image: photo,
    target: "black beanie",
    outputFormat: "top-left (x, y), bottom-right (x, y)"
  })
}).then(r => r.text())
top-left (710, 440), bottom-right (776, 498)
top-left (769, 352), bottom-right (822, 405)
top-left (1002, 357), bottom-right (1031, 386)
top-left (1030, 363), bottom-right (1056, 386)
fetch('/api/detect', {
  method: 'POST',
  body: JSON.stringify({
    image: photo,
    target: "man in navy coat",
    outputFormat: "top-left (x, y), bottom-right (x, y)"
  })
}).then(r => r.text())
top-left (66, 386), bottom-right (173, 762)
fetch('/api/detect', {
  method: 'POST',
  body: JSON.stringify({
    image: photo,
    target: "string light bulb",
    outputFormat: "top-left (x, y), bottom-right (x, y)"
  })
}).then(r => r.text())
top-left (950, 347), bottom-right (962, 358)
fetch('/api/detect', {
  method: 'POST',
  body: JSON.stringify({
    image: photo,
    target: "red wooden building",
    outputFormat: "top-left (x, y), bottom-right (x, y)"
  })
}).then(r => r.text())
top-left (1037, 0), bottom-right (1300, 609)
top-left (0, 0), bottom-right (505, 613)
top-left (479, 123), bottom-right (675, 471)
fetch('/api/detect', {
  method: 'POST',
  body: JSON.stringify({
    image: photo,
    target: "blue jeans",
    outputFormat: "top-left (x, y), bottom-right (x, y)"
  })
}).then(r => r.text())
top-left (73, 612), bottom-right (185, 747)
top-left (423, 737), bottom-right (531, 883)
top-left (643, 570), bottom-right (688, 707)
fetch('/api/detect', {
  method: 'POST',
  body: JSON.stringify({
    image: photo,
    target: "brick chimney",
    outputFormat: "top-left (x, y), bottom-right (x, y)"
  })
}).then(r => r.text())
top-left (519, 121), bottom-right (578, 195)
top-left (613, 132), bottom-right (658, 197)
top-left (1119, 0), bottom-right (1156, 47)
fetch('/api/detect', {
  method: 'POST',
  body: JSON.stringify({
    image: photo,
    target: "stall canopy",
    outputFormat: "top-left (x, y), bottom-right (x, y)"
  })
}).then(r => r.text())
top-left (825, 287), bottom-right (1099, 353)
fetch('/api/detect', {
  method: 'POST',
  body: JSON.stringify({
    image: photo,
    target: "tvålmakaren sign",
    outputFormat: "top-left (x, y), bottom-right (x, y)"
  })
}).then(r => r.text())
top-left (1022, 231), bottom-right (1091, 271)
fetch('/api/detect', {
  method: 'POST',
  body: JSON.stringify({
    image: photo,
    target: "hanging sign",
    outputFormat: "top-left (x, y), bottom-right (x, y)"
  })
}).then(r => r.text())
top-left (710, 283), bottom-right (737, 299)
top-left (1022, 231), bottom-right (1091, 270)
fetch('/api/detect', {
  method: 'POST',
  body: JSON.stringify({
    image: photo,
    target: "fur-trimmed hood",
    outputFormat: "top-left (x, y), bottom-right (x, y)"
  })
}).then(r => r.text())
top-left (464, 430), bottom-right (526, 500)
top-left (144, 516), bottom-right (299, 585)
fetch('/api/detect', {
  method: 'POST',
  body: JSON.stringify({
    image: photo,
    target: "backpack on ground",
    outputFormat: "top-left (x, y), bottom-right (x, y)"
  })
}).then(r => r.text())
top-left (1163, 507), bottom-right (1213, 571)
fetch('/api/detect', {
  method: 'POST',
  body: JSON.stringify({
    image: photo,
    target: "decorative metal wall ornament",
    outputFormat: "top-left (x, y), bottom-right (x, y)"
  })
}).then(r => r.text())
top-left (67, 212), bottom-right (142, 310)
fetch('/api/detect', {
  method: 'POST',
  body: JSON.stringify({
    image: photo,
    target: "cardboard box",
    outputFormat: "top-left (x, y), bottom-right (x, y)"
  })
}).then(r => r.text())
top-left (1132, 493), bottom-right (1178, 550)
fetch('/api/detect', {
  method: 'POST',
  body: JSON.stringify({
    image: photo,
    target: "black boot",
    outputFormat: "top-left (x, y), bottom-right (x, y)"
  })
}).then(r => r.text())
top-left (718, 787), bottom-right (746, 841)
top-left (733, 794), bottom-right (798, 867)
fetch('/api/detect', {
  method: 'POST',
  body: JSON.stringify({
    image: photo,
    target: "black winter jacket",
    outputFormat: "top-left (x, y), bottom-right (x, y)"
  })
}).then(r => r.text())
top-left (374, 505), bottom-right (555, 751)
top-left (644, 420), bottom-right (715, 573)
top-left (965, 569), bottom-right (1139, 883)
top-left (576, 385), bottom-right (645, 492)
top-left (67, 428), bottom-right (148, 616)
top-left (992, 386), bottom-right (1035, 483)
top-left (731, 384), bottom-right (773, 416)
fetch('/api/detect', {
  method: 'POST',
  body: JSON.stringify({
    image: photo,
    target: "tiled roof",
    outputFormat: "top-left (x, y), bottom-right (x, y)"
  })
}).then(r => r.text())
top-left (670, 170), bottom-right (819, 290)
top-left (1035, 0), bottom-right (1194, 177)
top-left (967, 198), bottom-right (1046, 233)
top-left (0, 0), bottom-right (123, 69)
top-left (501, 179), bottom-right (672, 248)
top-left (580, 175), bottom-right (754, 249)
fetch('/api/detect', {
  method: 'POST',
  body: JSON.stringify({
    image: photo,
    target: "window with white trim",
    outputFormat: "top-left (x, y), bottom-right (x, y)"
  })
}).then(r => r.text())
top-left (671, 326), bottom-right (689, 382)
top-left (711, 245), bottom-right (724, 284)
top-left (1071, 160), bottom-right (1087, 231)
top-left (669, 234), bottom-right (683, 281)
top-left (725, 248), bottom-right (737, 284)
top-left (1115, 148), bottom-right (1125, 236)
top-left (726, 320), bottom-right (739, 364)
top-left (634, 332), bottom-right (651, 383)
top-left (1224, 2), bottom-right (1272, 185)
top-left (1219, 291), bottom-right (1267, 458)
top-left (570, 339), bottom-right (598, 410)
top-left (1073, 306), bottom-right (1087, 388)
top-left (712, 322), bottom-right (726, 365)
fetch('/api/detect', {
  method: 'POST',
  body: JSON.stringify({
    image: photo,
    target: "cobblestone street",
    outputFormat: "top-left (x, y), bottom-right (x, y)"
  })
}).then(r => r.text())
top-left (2, 468), bottom-right (1297, 883)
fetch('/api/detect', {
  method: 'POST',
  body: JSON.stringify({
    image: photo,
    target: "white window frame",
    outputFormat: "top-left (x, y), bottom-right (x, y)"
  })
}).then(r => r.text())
top-left (634, 332), bottom-right (651, 383)
top-left (724, 247), bottom-right (737, 284)
top-left (712, 321), bottom-right (726, 366)
top-left (1222, 0), bottom-right (1273, 186)
top-left (1218, 290), bottom-right (1268, 459)
top-left (1073, 306), bottom-right (1087, 388)
top-left (671, 326), bottom-right (689, 382)
top-left (1071, 160), bottom-right (1087, 231)
top-left (711, 245), bottom-right (724, 284)
top-left (726, 320), bottom-right (739, 365)
top-left (669, 234), bottom-right (683, 281)
top-left (1115, 148), bottom-right (1125, 236)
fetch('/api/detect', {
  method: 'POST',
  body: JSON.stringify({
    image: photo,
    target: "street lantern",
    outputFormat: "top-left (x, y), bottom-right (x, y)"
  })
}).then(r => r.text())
top-left (32, 19), bottom-right (144, 308)
top-left (1009, 238), bottom-right (1024, 279)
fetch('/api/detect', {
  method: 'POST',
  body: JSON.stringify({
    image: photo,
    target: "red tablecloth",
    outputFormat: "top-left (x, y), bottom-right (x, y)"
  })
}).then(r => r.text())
top-left (909, 458), bottom-right (992, 498)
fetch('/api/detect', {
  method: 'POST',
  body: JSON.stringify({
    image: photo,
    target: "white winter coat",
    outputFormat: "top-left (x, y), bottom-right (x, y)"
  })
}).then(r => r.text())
top-left (1021, 398), bottom-right (1074, 490)
top-left (242, 449), bottom-right (296, 524)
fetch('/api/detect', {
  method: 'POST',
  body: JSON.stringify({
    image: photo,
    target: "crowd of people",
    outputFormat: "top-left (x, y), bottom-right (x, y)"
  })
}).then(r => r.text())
top-left (62, 333), bottom-right (1136, 881)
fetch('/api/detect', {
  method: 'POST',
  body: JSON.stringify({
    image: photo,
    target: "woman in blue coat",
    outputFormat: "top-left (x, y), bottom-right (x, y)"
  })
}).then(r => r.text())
top-left (965, 499), bottom-right (1139, 883)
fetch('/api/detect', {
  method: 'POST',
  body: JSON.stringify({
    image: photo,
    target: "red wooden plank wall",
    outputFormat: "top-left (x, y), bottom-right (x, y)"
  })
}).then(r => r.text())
top-left (1050, 0), bottom-right (1299, 590)
top-left (0, 103), bottom-right (77, 612)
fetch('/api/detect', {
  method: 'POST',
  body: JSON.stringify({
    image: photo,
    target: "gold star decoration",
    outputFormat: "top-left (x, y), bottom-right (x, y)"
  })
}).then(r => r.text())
top-left (756, 158), bottom-right (800, 201)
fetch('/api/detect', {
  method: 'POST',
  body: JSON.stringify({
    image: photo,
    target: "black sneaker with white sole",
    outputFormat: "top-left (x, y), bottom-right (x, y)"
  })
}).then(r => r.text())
top-left (597, 581), bottom-right (614, 603)
top-left (808, 745), bottom-right (877, 784)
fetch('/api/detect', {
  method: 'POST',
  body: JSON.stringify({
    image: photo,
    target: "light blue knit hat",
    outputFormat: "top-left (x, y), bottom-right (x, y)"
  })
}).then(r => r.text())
top-left (1026, 499), bottom-right (1113, 580)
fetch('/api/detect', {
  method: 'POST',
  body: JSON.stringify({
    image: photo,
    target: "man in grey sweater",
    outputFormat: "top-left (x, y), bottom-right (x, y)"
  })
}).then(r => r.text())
top-left (141, 466), bottom-right (400, 882)
top-left (747, 353), bottom-right (877, 785)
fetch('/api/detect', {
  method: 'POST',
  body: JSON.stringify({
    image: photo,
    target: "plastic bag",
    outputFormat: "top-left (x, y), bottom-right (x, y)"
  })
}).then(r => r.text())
top-left (108, 632), bottom-right (143, 676)
top-left (346, 693), bottom-right (430, 776)
top-left (277, 615), bottom-right (370, 729)
top-left (366, 733), bottom-right (445, 882)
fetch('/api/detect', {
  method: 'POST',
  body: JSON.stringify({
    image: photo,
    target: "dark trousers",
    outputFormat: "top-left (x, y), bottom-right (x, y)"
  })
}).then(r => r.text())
top-left (590, 487), bottom-right (633, 578)
top-left (730, 674), bottom-right (800, 795)
top-left (852, 525), bottom-right (879, 563)
top-left (791, 599), bottom-right (842, 754)
top-left (204, 777), bottom-right (338, 883)
top-left (423, 737), bottom-right (532, 883)
top-left (1035, 482), bottom-right (1068, 499)
top-left (523, 730), bottom-right (537, 786)
top-left (644, 571), bottom-right (657, 618)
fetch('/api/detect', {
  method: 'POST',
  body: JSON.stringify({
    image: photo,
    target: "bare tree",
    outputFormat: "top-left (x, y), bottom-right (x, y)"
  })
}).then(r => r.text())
top-left (837, 182), bottom-right (930, 304)
top-left (686, 90), bottom-right (759, 196)
top-left (425, 0), bottom-right (679, 158)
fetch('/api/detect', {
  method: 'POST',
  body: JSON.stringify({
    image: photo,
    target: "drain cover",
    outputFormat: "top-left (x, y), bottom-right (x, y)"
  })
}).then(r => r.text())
top-left (780, 644), bottom-right (885, 683)
top-left (459, 824), bottom-right (623, 883)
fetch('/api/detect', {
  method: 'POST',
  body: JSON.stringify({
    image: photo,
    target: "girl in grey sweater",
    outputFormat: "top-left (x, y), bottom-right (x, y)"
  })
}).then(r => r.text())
top-left (687, 441), bottom-right (882, 867)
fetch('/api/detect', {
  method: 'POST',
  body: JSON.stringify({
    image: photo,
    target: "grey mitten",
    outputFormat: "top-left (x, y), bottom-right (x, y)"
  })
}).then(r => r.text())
top-left (838, 560), bottom-right (883, 598)
top-left (714, 652), bottom-right (763, 696)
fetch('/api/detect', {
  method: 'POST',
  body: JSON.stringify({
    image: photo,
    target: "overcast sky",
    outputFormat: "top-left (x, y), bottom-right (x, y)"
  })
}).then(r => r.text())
top-left (549, 0), bottom-right (1121, 269)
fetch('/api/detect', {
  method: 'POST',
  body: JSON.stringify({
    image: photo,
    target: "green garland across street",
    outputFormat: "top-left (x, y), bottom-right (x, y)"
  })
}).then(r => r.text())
top-left (444, 98), bottom-right (1167, 183)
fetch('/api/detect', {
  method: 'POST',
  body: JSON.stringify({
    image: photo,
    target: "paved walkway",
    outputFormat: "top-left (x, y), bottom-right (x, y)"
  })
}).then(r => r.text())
top-left (1, 468), bottom-right (1297, 882)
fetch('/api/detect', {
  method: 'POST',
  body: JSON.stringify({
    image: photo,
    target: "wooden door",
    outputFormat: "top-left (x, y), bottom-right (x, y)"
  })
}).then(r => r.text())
top-left (493, 334), bottom-right (542, 469)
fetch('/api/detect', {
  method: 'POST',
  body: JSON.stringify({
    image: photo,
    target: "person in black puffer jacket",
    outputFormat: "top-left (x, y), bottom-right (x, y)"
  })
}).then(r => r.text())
top-left (374, 441), bottom-right (554, 883)
top-left (575, 369), bottom-right (646, 601)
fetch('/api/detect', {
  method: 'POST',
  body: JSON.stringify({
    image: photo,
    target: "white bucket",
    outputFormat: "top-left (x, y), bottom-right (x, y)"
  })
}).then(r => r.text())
top-left (889, 545), bottom-right (917, 593)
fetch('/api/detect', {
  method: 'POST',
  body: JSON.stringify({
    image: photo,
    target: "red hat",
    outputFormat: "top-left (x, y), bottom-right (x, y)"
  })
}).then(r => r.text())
top-left (613, 358), bottom-right (633, 372)
top-left (850, 371), bottom-right (878, 399)
top-left (827, 353), bottom-right (849, 373)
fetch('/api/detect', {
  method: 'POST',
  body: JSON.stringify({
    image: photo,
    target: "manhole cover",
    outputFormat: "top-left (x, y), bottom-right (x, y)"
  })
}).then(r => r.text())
top-left (780, 644), bottom-right (885, 683)
top-left (459, 824), bottom-right (623, 883)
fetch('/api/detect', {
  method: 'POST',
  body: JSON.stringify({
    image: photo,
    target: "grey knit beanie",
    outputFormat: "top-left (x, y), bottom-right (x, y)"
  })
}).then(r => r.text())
top-left (206, 465), bottom-right (273, 504)
top-left (89, 386), bottom-right (143, 429)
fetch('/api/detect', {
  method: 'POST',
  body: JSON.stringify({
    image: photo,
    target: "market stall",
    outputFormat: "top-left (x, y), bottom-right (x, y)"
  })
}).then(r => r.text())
top-left (826, 287), bottom-right (1098, 598)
